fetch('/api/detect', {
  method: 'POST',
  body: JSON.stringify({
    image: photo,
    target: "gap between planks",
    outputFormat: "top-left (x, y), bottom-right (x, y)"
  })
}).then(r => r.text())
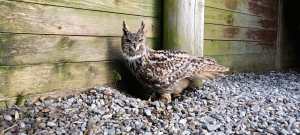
top-left (0, 32), bottom-right (158, 39)
top-left (204, 22), bottom-right (277, 31)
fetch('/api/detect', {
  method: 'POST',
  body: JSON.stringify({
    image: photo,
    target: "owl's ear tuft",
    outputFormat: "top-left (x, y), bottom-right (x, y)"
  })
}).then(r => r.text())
top-left (137, 21), bottom-right (145, 35)
top-left (123, 21), bottom-right (129, 35)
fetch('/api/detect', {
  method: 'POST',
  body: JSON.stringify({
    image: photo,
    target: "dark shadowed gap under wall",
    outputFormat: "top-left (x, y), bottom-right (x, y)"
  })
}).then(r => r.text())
top-left (281, 1), bottom-right (300, 69)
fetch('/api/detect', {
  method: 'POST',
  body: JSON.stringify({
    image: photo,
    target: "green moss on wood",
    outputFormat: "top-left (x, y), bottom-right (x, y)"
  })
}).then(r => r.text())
top-left (16, 94), bottom-right (28, 106)
top-left (0, 1), bottom-right (35, 33)
top-left (0, 66), bottom-right (12, 97)
top-left (226, 14), bottom-right (234, 25)
top-left (0, 101), bottom-right (6, 108)
top-left (0, 98), bottom-right (16, 109)
top-left (112, 70), bottom-right (122, 82)
top-left (57, 37), bottom-right (75, 50)
top-left (54, 63), bottom-right (73, 80)
top-left (0, 1), bottom-right (17, 9)
top-left (0, 34), bottom-right (15, 66)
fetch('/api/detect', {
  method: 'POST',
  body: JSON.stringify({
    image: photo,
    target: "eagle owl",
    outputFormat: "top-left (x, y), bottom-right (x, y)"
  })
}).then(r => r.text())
top-left (121, 21), bottom-right (229, 103)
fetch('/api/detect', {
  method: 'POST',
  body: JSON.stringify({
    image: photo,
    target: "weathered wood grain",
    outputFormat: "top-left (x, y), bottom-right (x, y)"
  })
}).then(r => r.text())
top-left (209, 53), bottom-right (276, 72)
top-left (205, 7), bottom-right (276, 29)
top-left (0, 97), bottom-right (17, 108)
top-left (205, 0), bottom-right (278, 18)
top-left (195, 0), bottom-right (205, 56)
top-left (204, 40), bottom-right (275, 55)
top-left (163, 0), bottom-right (205, 56)
top-left (0, 61), bottom-right (116, 98)
top-left (204, 0), bottom-right (278, 72)
top-left (0, 0), bottom-right (159, 37)
top-left (204, 24), bottom-right (277, 42)
top-left (16, 0), bottom-right (161, 17)
top-left (0, 33), bottom-right (157, 65)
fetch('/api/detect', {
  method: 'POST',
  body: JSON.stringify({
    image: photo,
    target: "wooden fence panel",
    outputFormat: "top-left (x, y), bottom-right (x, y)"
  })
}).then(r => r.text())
top-left (204, 40), bottom-right (275, 55)
top-left (204, 24), bottom-right (276, 42)
top-left (18, 0), bottom-right (161, 17)
top-left (0, 61), bottom-right (114, 98)
top-left (0, 34), bottom-right (157, 65)
top-left (0, 0), bottom-right (159, 37)
top-left (205, 7), bottom-right (276, 29)
top-left (0, 0), bottom-right (161, 107)
top-left (205, 0), bottom-right (277, 18)
top-left (204, 0), bottom-right (278, 71)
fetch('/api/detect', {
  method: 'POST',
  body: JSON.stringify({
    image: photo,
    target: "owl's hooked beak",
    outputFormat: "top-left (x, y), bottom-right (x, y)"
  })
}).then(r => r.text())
top-left (133, 43), bottom-right (139, 51)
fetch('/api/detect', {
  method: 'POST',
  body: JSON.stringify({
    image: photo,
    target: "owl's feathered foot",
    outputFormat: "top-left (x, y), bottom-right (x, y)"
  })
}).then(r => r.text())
top-left (172, 93), bottom-right (181, 98)
top-left (160, 93), bottom-right (172, 103)
top-left (147, 92), bottom-right (156, 101)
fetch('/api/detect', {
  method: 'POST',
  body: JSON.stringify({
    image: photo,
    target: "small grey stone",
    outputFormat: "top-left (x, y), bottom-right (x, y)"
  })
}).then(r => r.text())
top-left (212, 132), bottom-right (225, 135)
top-left (39, 123), bottom-right (46, 128)
top-left (14, 111), bottom-right (20, 120)
top-left (125, 126), bottom-right (132, 132)
top-left (280, 129), bottom-right (290, 135)
top-left (134, 121), bottom-right (143, 129)
top-left (182, 130), bottom-right (190, 135)
top-left (144, 109), bottom-right (151, 116)
top-left (19, 122), bottom-right (26, 128)
top-left (267, 127), bottom-right (277, 134)
top-left (144, 132), bottom-right (152, 135)
top-left (129, 102), bottom-right (138, 108)
top-left (292, 128), bottom-right (300, 134)
top-left (206, 123), bottom-right (221, 131)
top-left (239, 111), bottom-right (246, 117)
top-left (90, 104), bottom-right (96, 109)
top-left (4, 115), bottom-right (12, 121)
top-left (167, 105), bottom-right (172, 110)
top-left (107, 128), bottom-right (116, 135)
top-left (102, 114), bottom-right (112, 119)
top-left (179, 119), bottom-right (187, 125)
top-left (47, 121), bottom-right (57, 127)
top-left (152, 101), bottom-right (160, 108)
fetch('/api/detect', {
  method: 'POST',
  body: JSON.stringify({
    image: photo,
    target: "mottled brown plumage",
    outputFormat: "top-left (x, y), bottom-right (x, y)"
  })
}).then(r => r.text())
top-left (121, 21), bottom-right (229, 103)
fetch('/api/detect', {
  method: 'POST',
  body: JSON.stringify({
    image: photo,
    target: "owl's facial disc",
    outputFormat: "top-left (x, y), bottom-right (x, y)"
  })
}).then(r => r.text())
top-left (121, 21), bottom-right (146, 60)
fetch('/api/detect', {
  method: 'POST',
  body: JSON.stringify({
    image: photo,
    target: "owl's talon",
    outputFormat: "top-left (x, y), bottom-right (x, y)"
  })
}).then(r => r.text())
top-left (160, 93), bottom-right (171, 103)
top-left (173, 93), bottom-right (181, 98)
top-left (147, 93), bottom-right (155, 101)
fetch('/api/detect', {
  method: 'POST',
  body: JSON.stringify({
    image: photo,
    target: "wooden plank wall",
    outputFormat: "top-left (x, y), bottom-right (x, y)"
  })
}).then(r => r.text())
top-left (0, 0), bottom-right (161, 106)
top-left (204, 0), bottom-right (279, 72)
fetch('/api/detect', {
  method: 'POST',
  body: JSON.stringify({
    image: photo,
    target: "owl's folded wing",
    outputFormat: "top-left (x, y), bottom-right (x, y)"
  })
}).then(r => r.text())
top-left (139, 50), bottom-right (228, 89)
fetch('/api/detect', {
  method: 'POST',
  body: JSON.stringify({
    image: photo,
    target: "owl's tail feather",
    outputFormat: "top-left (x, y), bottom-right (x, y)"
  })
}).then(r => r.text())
top-left (196, 71), bottom-right (223, 80)
top-left (196, 64), bottom-right (229, 80)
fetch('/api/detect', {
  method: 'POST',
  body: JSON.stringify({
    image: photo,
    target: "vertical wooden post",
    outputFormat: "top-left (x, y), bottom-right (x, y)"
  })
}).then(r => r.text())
top-left (163, 0), bottom-right (205, 56)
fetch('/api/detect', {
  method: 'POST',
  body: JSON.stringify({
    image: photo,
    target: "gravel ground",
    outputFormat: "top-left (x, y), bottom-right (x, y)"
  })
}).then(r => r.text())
top-left (1, 71), bottom-right (300, 135)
